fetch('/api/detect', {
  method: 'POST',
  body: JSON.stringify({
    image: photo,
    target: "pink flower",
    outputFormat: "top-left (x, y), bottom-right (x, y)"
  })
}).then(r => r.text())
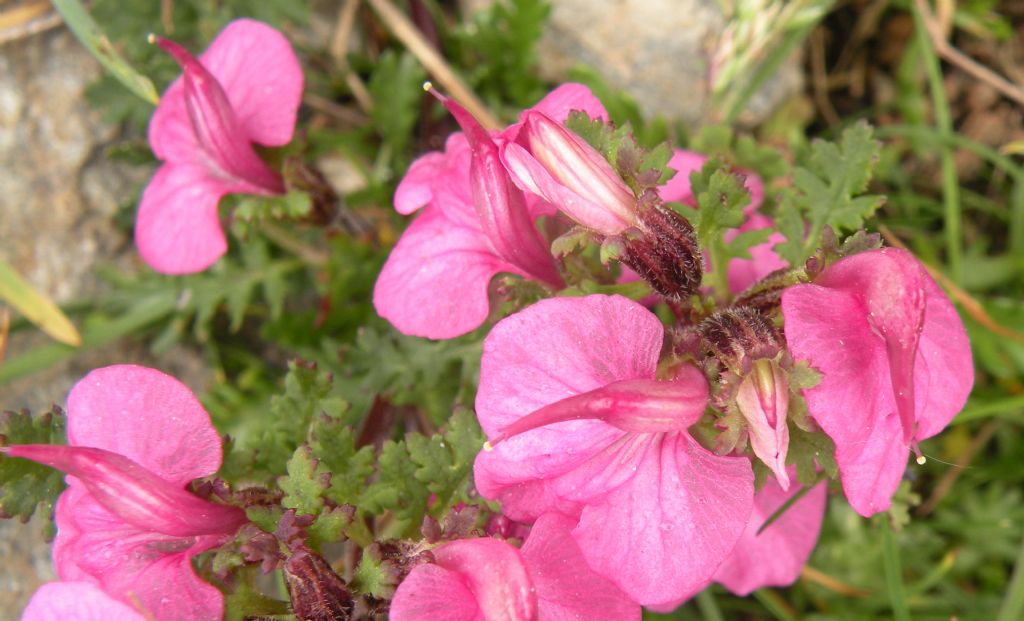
top-left (7, 365), bottom-right (247, 620)
top-left (781, 248), bottom-right (974, 515)
top-left (713, 468), bottom-right (827, 595)
top-left (374, 84), bottom-right (604, 339)
top-left (502, 110), bottom-right (635, 236)
top-left (138, 19), bottom-right (303, 274)
top-left (658, 150), bottom-right (785, 293)
top-left (473, 294), bottom-right (754, 605)
top-left (23, 582), bottom-right (146, 621)
top-left (390, 513), bottom-right (640, 621)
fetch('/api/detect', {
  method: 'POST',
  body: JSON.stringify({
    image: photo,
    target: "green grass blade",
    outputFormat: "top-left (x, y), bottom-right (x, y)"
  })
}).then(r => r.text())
top-left (998, 535), bottom-right (1024, 621)
top-left (50, 0), bottom-right (160, 105)
top-left (911, 3), bottom-right (962, 284)
top-left (882, 522), bottom-right (912, 621)
top-left (695, 589), bottom-right (724, 621)
top-left (754, 589), bottom-right (800, 621)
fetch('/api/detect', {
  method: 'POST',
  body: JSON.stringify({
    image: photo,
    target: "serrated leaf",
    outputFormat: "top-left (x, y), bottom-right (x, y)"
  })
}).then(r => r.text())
top-left (0, 408), bottom-right (67, 523)
top-left (783, 122), bottom-right (885, 262)
top-left (368, 50), bottom-right (425, 169)
top-left (691, 159), bottom-right (751, 247)
top-left (279, 446), bottom-right (330, 515)
top-left (788, 425), bottom-right (838, 486)
top-left (407, 408), bottom-right (484, 512)
top-left (360, 440), bottom-right (430, 529)
top-left (307, 505), bottom-right (356, 548)
top-left (309, 412), bottom-right (373, 506)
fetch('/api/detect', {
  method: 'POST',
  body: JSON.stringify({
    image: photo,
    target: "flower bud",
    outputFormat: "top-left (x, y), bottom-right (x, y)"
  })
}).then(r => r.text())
top-left (697, 307), bottom-right (783, 372)
top-left (284, 548), bottom-right (354, 621)
top-left (619, 202), bottom-right (703, 299)
top-left (502, 111), bottom-right (636, 235)
top-left (735, 358), bottom-right (791, 490)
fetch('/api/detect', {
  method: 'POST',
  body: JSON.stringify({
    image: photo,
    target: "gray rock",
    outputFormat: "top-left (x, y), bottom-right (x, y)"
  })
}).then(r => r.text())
top-left (464, 0), bottom-right (802, 126)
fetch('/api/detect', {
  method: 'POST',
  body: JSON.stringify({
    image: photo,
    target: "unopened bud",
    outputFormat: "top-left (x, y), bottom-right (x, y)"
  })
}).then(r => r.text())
top-left (619, 203), bottom-right (703, 299)
top-left (697, 307), bottom-right (782, 372)
top-left (284, 549), bottom-right (354, 621)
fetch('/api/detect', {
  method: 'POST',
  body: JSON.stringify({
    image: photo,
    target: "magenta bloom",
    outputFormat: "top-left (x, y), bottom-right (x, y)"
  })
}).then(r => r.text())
top-left (374, 84), bottom-right (604, 339)
top-left (713, 467), bottom-right (827, 595)
top-left (8, 365), bottom-right (247, 620)
top-left (473, 295), bottom-right (754, 605)
top-left (781, 248), bottom-right (974, 515)
top-left (658, 149), bottom-right (785, 293)
top-left (138, 19), bottom-right (303, 274)
top-left (23, 582), bottom-right (146, 621)
top-left (390, 513), bottom-right (639, 621)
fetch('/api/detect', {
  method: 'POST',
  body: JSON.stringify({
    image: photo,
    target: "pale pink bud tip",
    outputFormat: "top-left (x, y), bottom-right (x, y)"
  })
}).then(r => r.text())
top-left (735, 358), bottom-right (790, 490)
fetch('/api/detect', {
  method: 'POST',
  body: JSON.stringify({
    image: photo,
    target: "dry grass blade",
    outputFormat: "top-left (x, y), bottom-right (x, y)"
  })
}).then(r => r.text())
top-left (0, 308), bottom-right (9, 365)
top-left (0, 0), bottom-right (62, 46)
top-left (366, 0), bottom-right (500, 130)
top-left (913, 0), bottom-right (1024, 109)
top-left (801, 565), bottom-right (871, 597)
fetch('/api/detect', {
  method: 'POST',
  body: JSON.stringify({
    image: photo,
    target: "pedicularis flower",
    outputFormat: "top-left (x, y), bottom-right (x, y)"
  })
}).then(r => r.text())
top-left (8, 365), bottom-right (246, 620)
top-left (138, 19), bottom-right (303, 274)
top-left (390, 513), bottom-right (639, 621)
top-left (781, 248), bottom-right (974, 515)
top-left (473, 294), bottom-right (754, 606)
top-left (374, 84), bottom-right (605, 339)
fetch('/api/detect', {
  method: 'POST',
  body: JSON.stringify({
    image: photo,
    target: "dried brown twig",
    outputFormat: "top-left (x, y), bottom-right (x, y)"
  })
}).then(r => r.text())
top-left (913, 0), bottom-right (1024, 109)
top-left (365, 0), bottom-right (500, 130)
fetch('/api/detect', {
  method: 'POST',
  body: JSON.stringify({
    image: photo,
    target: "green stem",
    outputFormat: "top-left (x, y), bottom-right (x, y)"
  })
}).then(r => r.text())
top-left (997, 534), bottom-right (1024, 621)
top-left (753, 589), bottom-right (800, 621)
top-left (695, 589), bottom-right (725, 621)
top-left (882, 522), bottom-right (912, 621)
top-left (911, 4), bottom-right (962, 284)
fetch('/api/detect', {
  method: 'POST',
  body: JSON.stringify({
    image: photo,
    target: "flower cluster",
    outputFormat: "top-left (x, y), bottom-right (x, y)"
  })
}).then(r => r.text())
top-left (375, 83), bottom-right (974, 614)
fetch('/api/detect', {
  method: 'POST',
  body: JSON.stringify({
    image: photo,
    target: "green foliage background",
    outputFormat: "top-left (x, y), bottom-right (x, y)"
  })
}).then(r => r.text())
top-left (2, 0), bottom-right (1023, 619)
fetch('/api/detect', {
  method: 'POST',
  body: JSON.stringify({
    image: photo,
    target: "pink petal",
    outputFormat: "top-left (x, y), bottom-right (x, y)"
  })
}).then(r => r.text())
top-left (394, 133), bottom-right (474, 219)
top-left (390, 564), bottom-right (483, 621)
top-left (191, 19), bottom-right (302, 147)
top-left (434, 538), bottom-right (537, 621)
top-left (907, 271), bottom-right (974, 439)
top-left (521, 513), bottom-right (640, 621)
top-left (477, 294), bottom-right (664, 436)
top-left (658, 150), bottom-right (708, 205)
top-left (135, 164), bottom-right (230, 275)
top-left (525, 83), bottom-right (609, 124)
top-left (713, 469), bottom-right (827, 595)
top-left (54, 489), bottom-right (229, 620)
top-left (472, 295), bottom-right (665, 517)
top-left (67, 365), bottom-right (223, 485)
top-left (372, 206), bottom-right (512, 339)
top-left (23, 582), bottom-right (146, 621)
top-left (735, 359), bottom-right (791, 490)
top-left (571, 433), bottom-right (754, 605)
